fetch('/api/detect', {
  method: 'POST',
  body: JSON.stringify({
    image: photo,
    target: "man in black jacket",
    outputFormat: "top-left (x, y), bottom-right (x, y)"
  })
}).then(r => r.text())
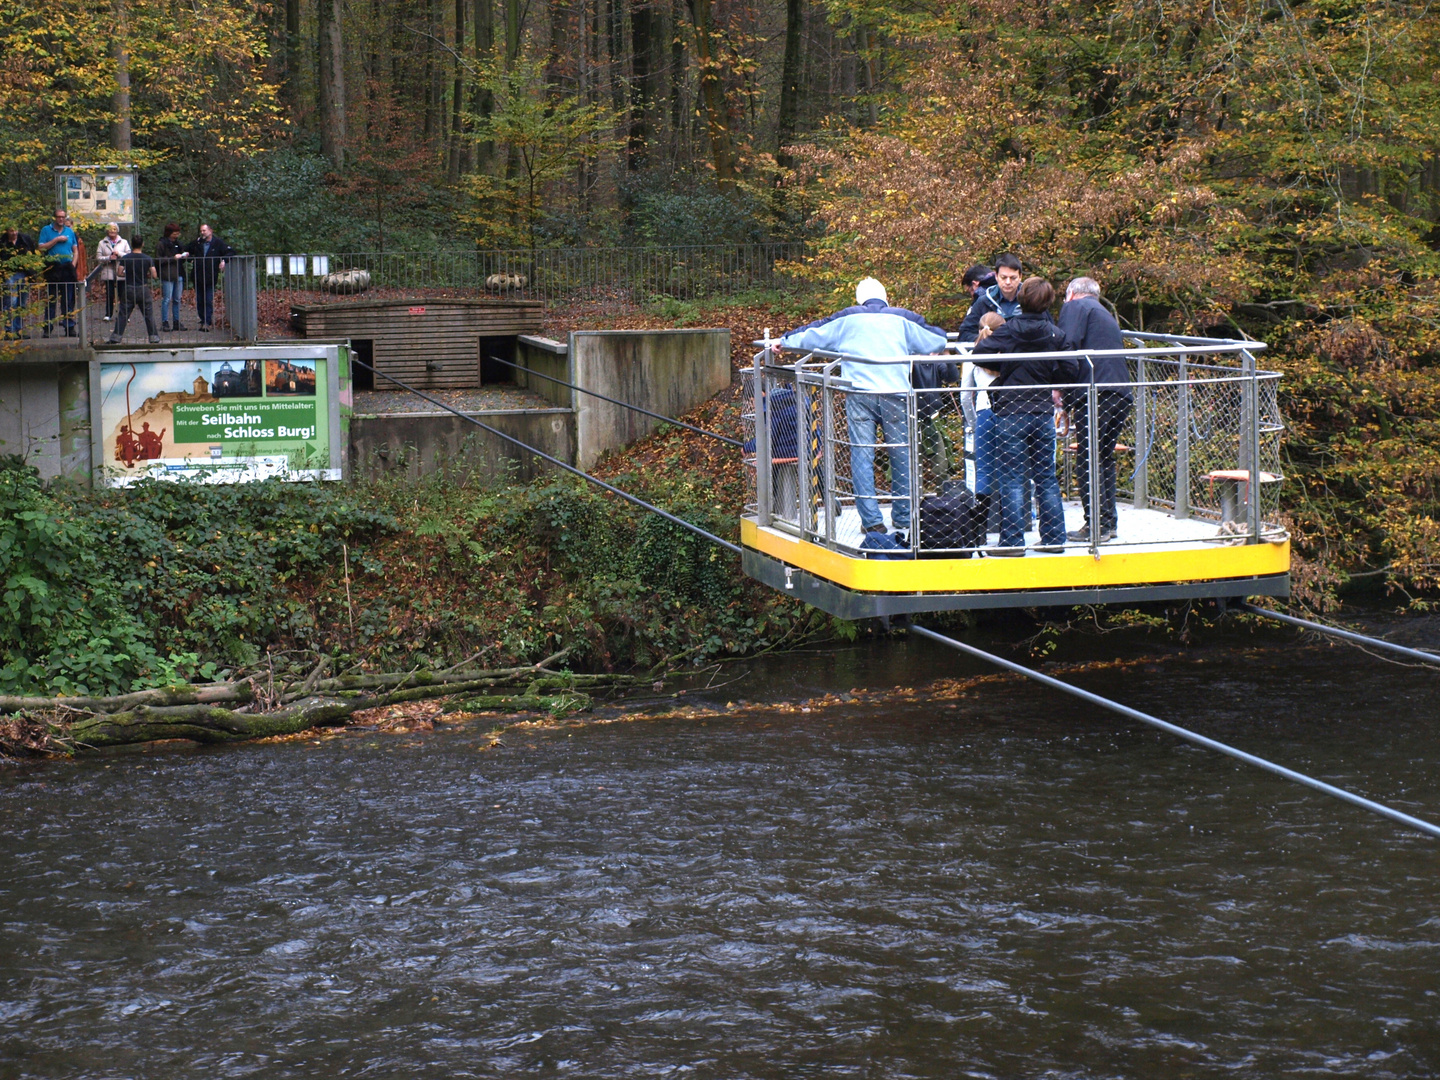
top-left (972, 277), bottom-right (1078, 555)
top-left (184, 223), bottom-right (235, 331)
top-left (1057, 277), bottom-right (1132, 543)
top-left (1, 225), bottom-right (39, 338)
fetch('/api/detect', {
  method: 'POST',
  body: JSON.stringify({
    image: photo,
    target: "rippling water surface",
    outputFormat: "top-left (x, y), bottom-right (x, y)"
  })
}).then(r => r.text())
top-left (3, 624), bottom-right (1440, 1078)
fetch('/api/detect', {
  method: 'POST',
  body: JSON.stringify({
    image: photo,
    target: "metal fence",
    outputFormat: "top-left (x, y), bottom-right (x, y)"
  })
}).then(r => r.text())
top-left (744, 333), bottom-right (1285, 559)
top-left (255, 243), bottom-right (808, 311)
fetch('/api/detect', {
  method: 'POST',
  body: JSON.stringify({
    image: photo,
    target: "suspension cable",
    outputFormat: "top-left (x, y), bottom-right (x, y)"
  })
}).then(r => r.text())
top-left (484, 354), bottom-right (744, 447)
top-left (1236, 602), bottom-right (1440, 668)
top-left (906, 622), bottom-right (1440, 840)
top-left (351, 358), bottom-right (742, 555)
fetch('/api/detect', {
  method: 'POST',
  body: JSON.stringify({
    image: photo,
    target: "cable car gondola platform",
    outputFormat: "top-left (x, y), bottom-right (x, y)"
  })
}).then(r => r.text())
top-left (742, 507), bottom-right (1290, 619)
top-left (741, 332), bottom-right (1290, 618)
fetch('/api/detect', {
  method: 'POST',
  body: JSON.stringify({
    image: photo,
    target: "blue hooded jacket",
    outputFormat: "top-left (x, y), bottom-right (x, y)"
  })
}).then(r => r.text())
top-left (780, 299), bottom-right (948, 394)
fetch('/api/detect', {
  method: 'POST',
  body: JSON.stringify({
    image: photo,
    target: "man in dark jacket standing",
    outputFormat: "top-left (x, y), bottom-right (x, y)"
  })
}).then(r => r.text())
top-left (972, 277), bottom-right (1078, 555)
top-left (184, 223), bottom-right (234, 331)
top-left (1057, 277), bottom-right (1132, 543)
top-left (957, 253), bottom-right (1024, 342)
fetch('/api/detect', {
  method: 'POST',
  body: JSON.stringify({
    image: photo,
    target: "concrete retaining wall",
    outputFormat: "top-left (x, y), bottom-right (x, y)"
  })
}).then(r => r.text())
top-left (514, 335), bottom-right (571, 409)
top-left (570, 328), bottom-right (730, 469)
top-left (0, 356), bottom-right (94, 484)
top-left (349, 409), bottom-right (575, 484)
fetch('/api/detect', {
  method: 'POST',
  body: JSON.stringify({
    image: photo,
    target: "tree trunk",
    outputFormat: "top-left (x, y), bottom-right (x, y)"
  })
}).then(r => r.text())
top-left (285, 0), bottom-right (302, 111)
top-left (319, 0), bottom-right (347, 169)
top-left (449, 0), bottom-right (467, 180)
top-left (685, 0), bottom-right (734, 183)
top-left (628, 2), bottom-right (653, 170)
top-left (111, 0), bottom-right (132, 153)
top-left (473, 0), bottom-right (495, 173)
top-left (775, 0), bottom-right (802, 163)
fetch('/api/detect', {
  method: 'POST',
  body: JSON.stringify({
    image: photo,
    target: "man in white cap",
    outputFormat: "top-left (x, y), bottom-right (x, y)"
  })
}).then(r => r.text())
top-left (779, 278), bottom-right (948, 541)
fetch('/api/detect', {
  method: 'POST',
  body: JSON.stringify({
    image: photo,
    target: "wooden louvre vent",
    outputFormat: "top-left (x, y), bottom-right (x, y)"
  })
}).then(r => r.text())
top-left (289, 298), bottom-right (545, 389)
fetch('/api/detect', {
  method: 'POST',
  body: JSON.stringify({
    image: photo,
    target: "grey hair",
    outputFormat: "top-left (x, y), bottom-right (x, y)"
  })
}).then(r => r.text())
top-left (1066, 276), bottom-right (1101, 298)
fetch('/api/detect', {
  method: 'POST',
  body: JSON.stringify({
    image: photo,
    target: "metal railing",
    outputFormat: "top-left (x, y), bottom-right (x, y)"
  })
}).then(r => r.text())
top-left (9, 245), bottom-right (806, 349)
top-left (255, 243), bottom-right (807, 313)
top-left (744, 332), bottom-right (1285, 559)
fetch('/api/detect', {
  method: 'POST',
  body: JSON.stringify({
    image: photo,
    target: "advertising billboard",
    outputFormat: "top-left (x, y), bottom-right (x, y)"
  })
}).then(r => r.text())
top-left (56, 168), bottom-right (138, 227)
top-left (94, 345), bottom-right (345, 486)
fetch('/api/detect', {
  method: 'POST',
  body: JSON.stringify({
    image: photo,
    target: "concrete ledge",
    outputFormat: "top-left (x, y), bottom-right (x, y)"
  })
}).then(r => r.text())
top-left (349, 409), bottom-right (576, 483)
top-left (571, 327), bottom-right (730, 469)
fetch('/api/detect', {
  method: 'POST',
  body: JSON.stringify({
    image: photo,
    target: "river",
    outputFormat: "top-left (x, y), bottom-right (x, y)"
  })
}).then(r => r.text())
top-left (2, 620), bottom-right (1438, 1078)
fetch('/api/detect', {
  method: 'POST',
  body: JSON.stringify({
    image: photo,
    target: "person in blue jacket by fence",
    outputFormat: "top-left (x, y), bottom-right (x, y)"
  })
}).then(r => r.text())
top-left (778, 278), bottom-right (948, 542)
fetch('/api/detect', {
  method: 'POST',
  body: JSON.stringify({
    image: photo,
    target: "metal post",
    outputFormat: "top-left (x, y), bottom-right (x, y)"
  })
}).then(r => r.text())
top-left (1243, 349), bottom-right (1262, 543)
top-left (822, 365), bottom-right (836, 544)
top-left (754, 343), bottom-right (771, 527)
top-left (1087, 370), bottom-right (1101, 558)
top-left (1133, 356), bottom-right (1149, 509)
top-left (796, 374), bottom-right (812, 535)
top-left (907, 365), bottom-right (920, 554)
top-left (1174, 355), bottom-right (1191, 519)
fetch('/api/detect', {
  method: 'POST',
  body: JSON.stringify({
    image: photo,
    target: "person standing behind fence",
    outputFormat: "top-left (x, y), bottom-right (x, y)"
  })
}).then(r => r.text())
top-left (157, 223), bottom-right (187, 331)
top-left (107, 234), bottom-right (160, 345)
top-left (957, 253), bottom-right (1024, 342)
top-left (95, 223), bottom-right (130, 323)
top-left (1058, 276), bottom-right (1132, 544)
top-left (972, 277), bottom-right (1078, 556)
top-left (37, 209), bottom-right (78, 337)
top-left (1, 225), bottom-right (38, 339)
top-left (779, 277), bottom-right (948, 543)
top-left (184, 223), bottom-right (233, 332)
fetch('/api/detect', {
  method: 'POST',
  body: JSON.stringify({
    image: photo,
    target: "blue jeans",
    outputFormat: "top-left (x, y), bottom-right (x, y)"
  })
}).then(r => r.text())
top-left (972, 408), bottom-right (995, 495)
top-left (995, 411), bottom-right (1066, 548)
top-left (3, 272), bottom-right (25, 334)
top-left (161, 278), bottom-right (184, 325)
top-left (847, 392), bottom-right (911, 532)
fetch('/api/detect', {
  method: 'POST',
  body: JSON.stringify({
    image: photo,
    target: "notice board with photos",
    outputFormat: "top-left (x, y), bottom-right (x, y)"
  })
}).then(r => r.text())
top-left (56, 168), bottom-right (139, 227)
top-left (91, 344), bottom-right (347, 486)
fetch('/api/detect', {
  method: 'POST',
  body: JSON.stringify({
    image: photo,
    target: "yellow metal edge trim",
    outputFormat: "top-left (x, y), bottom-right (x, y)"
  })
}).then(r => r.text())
top-left (740, 518), bottom-right (1290, 593)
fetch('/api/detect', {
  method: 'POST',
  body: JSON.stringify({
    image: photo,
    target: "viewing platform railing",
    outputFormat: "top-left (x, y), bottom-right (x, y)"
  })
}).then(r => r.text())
top-left (744, 332), bottom-right (1285, 560)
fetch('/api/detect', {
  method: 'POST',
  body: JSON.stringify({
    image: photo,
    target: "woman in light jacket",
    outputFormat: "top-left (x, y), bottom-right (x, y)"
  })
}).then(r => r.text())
top-left (95, 223), bottom-right (129, 322)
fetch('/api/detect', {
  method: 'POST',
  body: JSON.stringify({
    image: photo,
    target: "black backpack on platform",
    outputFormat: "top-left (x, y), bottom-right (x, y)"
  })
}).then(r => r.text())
top-left (918, 481), bottom-right (987, 557)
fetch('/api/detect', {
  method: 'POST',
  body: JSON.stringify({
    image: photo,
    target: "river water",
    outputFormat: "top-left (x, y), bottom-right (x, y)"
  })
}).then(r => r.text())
top-left (3, 621), bottom-right (1439, 1078)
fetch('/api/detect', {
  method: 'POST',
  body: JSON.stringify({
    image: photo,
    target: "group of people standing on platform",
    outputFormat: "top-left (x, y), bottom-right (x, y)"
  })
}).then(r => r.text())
top-left (0, 211), bottom-right (234, 340)
top-left (777, 253), bottom-right (1134, 558)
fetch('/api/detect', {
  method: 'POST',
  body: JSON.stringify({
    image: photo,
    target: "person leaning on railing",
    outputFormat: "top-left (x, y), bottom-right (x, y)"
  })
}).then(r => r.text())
top-left (1, 225), bottom-right (38, 340)
top-left (971, 276), bottom-right (1078, 556)
top-left (1057, 276), bottom-right (1133, 544)
top-left (37, 209), bottom-right (79, 338)
top-left (778, 277), bottom-right (949, 544)
top-left (95, 223), bottom-right (130, 323)
top-left (156, 223), bottom-right (187, 331)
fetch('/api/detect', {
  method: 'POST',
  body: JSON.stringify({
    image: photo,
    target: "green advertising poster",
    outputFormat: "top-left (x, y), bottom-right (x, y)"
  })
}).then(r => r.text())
top-left (98, 350), bottom-right (338, 485)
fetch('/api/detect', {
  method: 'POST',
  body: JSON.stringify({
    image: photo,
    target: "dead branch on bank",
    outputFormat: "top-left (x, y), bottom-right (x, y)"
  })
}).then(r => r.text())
top-left (2, 647), bottom-right (667, 757)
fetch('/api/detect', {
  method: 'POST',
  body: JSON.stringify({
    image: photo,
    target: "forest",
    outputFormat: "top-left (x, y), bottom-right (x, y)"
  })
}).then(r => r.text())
top-left (3, 0), bottom-right (1440, 606)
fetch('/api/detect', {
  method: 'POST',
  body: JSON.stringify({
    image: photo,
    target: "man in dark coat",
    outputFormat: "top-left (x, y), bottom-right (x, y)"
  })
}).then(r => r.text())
top-left (1057, 277), bottom-right (1133, 543)
top-left (957, 252), bottom-right (1024, 342)
top-left (183, 223), bottom-right (235, 331)
top-left (972, 277), bottom-right (1078, 555)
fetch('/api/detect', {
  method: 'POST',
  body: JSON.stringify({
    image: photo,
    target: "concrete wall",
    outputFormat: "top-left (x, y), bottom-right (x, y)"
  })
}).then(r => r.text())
top-left (514, 335), bottom-right (571, 409)
top-left (349, 409), bottom-right (575, 485)
top-left (0, 356), bottom-right (93, 484)
top-left (570, 328), bottom-right (730, 469)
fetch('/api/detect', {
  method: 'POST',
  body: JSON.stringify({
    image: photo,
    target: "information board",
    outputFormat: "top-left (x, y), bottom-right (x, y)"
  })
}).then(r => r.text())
top-left (56, 169), bottom-right (138, 226)
top-left (94, 345), bottom-right (345, 486)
